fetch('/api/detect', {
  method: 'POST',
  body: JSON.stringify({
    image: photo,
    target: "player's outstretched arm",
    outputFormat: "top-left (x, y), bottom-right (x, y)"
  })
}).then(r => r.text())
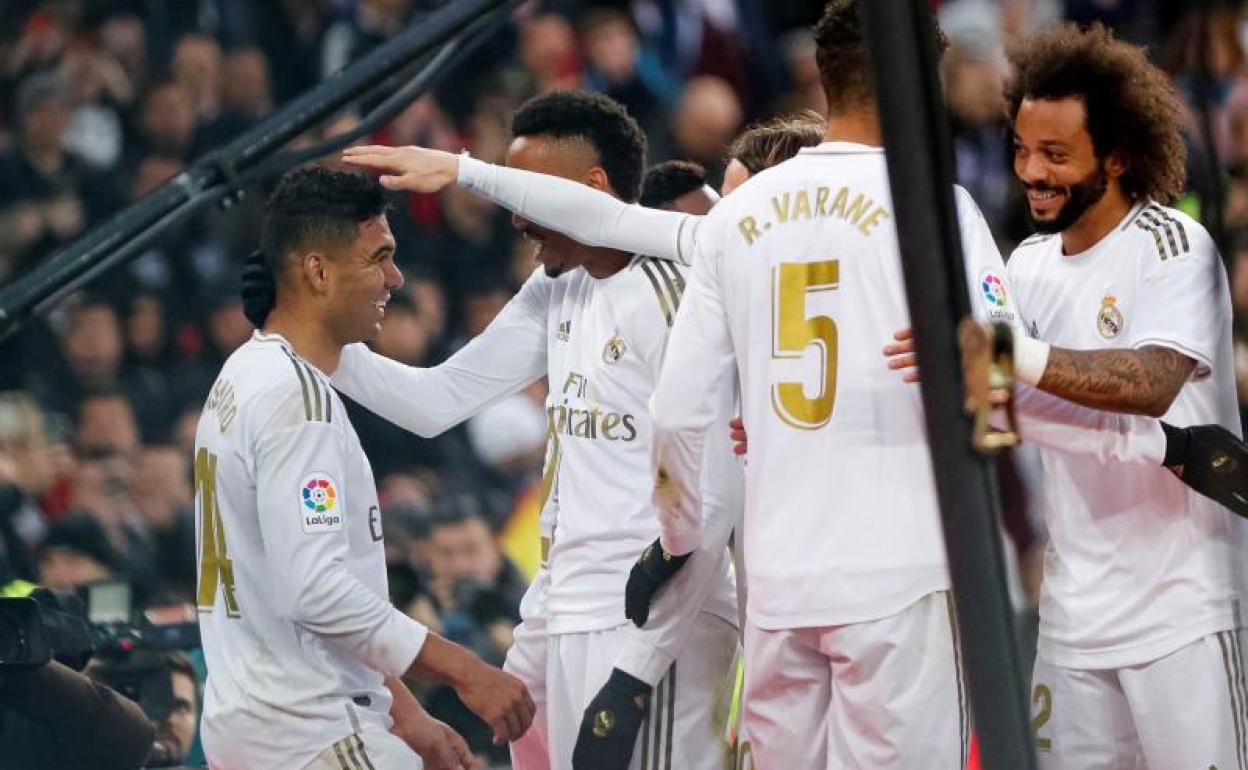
top-left (343, 145), bottom-right (698, 264)
top-left (330, 271), bottom-right (551, 437)
top-left (405, 633), bottom-right (536, 746)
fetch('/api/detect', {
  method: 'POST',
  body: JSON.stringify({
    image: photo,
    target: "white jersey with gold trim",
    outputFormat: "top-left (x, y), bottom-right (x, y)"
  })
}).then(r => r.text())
top-left (331, 265), bottom-right (737, 638)
top-left (194, 331), bottom-right (428, 770)
top-left (649, 142), bottom-right (1174, 632)
top-left (1006, 201), bottom-right (1244, 669)
top-left (533, 261), bottom-right (738, 635)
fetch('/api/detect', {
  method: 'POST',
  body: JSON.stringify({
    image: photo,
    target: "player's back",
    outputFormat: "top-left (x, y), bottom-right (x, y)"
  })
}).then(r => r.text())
top-left (704, 143), bottom-right (952, 630)
top-left (193, 332), bottom-right (393, 770)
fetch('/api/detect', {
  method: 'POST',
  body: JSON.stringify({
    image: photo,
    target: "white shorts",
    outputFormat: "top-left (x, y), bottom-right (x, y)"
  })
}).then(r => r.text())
top-left (743, 590), bottom-right (967, 770)
top-left (301, 724), bottom-right (422, 770)
top-left (546, 612), bottom-right (738, 770)
top-left (505, 571), bottom-right (551, 770)
top-left (1032, 631), bottom-right (1248, 770)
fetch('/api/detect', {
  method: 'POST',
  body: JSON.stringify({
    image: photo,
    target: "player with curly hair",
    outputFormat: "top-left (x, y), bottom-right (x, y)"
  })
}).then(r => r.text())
top-left (998, 24), bottom-right (1247, 770)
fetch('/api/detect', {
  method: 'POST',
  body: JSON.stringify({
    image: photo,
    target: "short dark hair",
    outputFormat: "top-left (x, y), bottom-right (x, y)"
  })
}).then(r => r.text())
top-left (511, 90), bottom-right (647, 203)
top-left (727, 111), bottom-right (824, 175)
top-left (813, 0), bottom-right (946, 113)
top-left (1006, 23), bottom-right (1187, 204)
top-left (640, 161), bottom-right (707, 208)
top-left (259, 166), bottom-right (387, 281)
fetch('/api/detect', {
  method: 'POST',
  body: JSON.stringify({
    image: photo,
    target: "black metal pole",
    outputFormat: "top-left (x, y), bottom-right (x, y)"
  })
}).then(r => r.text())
top-left (0, 0), bottom-right (510, 341)
top-left (859, 2), bottom-right (1039, 768)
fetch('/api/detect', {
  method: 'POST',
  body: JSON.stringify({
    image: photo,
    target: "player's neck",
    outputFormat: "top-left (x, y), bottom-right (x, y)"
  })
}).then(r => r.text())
top-left (1059, 184), bottom-right (1133, 256)
top-left (581, 246), bottom-right (633, 279)
top-left (263, 305), bottom-right (343, 375)
top-left (824, 107), bottom-right (882, 147)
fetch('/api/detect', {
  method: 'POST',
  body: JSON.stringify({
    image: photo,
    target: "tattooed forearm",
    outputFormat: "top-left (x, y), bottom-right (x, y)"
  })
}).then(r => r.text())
top-left (1037, 345), bottom-right (1195, 417)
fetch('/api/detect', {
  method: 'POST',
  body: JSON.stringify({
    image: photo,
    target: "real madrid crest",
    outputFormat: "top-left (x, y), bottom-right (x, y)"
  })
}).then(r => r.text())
top-left (1096, 293), bottom-right (1124, 339)
top-left (603, 333), bottom-right (626, 364)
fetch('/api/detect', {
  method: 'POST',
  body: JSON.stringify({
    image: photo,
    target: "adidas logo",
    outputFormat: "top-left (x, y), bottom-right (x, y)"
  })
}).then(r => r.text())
top-left (556, 320), bottom-right (571, 342)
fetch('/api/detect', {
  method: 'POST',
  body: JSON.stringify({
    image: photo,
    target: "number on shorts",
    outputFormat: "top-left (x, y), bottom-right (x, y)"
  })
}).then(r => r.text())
top-left (770, 260), bottom-right (840, 429)
top-left (195, 447), bottom-right (240, 617)
top-left (1031, 683), bottom-right (1053, 751)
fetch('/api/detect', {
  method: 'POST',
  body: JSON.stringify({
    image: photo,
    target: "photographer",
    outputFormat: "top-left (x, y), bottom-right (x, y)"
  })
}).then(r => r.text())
top-left (421, 495), bottom-right (525, 764)
top-left (88, 650), bottom-right (200, 767)
top-left (0, 588), bottom-right (155, 769)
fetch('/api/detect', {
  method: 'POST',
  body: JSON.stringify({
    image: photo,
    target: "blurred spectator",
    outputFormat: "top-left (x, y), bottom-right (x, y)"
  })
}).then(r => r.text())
top-left (579, 8), bottom-right (677, 138)
top-left (371, 293), bottom-right (432, 366)
top-left (669, 75), bottom-right (743, 182)
top-left (461, 279), bottom-right (511, 339)
top-left (198, 46), bottom-right (275, 150)
top-left (135, 80), bottom-right (197, 161)
top-left (98, 13), bottom-right (148, 91)
top-left (0, 71), bottom-right (101, 282)
top-left (59, 44), bottom-right (132, 170)
top-left (37, 297), bottom-right (172, 440)
top-left (942, 41), bottom-right (1016, 238)
top-left (422, 494), bottom-right (524, 763)
top-left (0, 391), bottom-right (59, 581)
top-left (321, 0), bottom-right (413, 78)
top-left (37, 512), bottom-right (121, 593)
top-left (171, 33), bottom-right (223, 124)
top-left (518, 11), bottom-right (581, 93)
top-left (128, 443), bottom-right (194, 599)
top-left (76, 390), bottom-right (140, 458)
top-left (774, 29), bottom-right (826, 116)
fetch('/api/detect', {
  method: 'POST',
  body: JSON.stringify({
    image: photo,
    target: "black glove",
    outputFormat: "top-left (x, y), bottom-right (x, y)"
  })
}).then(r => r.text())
top-left (240, 249), bottom-right (276, 328)
top-left (572, 668), bottom-right (651, 770)
top-left (625, 538), bottom-right (690, 627)
top-left (1161, 421), bottom-right (1248, 518)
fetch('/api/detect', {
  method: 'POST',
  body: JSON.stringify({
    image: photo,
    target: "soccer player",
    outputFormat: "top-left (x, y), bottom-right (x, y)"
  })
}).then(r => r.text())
top-left (640, 3), bottom-right (1190, 768)
top-left (193, 167), bottom-right (533, 770)
top-left (977, 24), bottom-right (1245, 769)
top-left (338, 90), bottom-right (742, 770)
top-left (639, 160), bottom-right (719, 214)
top-left (336, 111), bottom-right (829, 770)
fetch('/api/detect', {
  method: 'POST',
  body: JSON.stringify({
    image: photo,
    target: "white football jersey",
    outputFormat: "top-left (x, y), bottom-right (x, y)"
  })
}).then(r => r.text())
top-left (1006, 201), bottom-right (1244, 669)
top-left (332, 266), bottom-right (737, 637)
top-left (651, 142), bottom-right (1019, 630)
top-left (194, 331), bottom-right (428, 770)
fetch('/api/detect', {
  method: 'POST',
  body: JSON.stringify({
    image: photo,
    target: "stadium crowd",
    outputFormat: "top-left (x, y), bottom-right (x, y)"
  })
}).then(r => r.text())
top-left (0, 0), bottom-right (1243, 766)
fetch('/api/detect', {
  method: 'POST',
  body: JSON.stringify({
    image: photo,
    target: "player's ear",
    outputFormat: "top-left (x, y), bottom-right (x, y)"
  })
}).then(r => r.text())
top-left (1104, 151), bottom-right (1127, 181)
top-left (584, 166), bottom-right (613, 196)
top-left (301, 251), bottom-right (332, 295)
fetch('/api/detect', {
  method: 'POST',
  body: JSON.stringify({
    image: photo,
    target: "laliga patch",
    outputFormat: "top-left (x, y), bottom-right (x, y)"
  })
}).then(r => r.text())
top-left (300, 472), bottom-right (343, 534)
top-left (978, 269), bottom-right (1015, 322)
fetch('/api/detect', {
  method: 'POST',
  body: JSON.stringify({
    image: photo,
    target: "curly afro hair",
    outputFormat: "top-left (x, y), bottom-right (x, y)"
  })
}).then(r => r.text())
top-left (511, 89), bottom-right (647, 203)
top-left (1006, 23), bottom-right (1187, 204)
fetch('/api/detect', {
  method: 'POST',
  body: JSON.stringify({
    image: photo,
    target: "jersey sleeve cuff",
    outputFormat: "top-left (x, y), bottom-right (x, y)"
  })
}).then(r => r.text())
top-left (456, 153), bottom-right (485, 189)
top-left (612, 637), bottom-right (674, 688)
top-left (1131, 337), bottom-right (1215, 381)
top-left (376, 611), bottom-right (430, 679)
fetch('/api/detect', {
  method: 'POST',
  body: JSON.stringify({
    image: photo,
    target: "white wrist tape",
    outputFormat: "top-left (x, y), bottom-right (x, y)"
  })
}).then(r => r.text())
top-left (1013, 333), bottom-right (1051, 386)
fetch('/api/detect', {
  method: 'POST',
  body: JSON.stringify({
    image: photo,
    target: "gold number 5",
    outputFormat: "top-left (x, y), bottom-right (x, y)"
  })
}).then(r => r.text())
top-left (195, 448), bottom-right (241, 617)
top-left (771, 260), bottom-right (840, 429)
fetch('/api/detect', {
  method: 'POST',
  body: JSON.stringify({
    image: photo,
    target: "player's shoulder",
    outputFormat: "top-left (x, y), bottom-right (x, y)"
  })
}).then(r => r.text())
top-left (1006, 230), bottom-right (1060, 273)
top-left (220, 333), bottom-right (339, 430)
top-left (622, 255), bottom-right (687, 331)
top-left (1120, 200), bottom-right (1211, 264)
